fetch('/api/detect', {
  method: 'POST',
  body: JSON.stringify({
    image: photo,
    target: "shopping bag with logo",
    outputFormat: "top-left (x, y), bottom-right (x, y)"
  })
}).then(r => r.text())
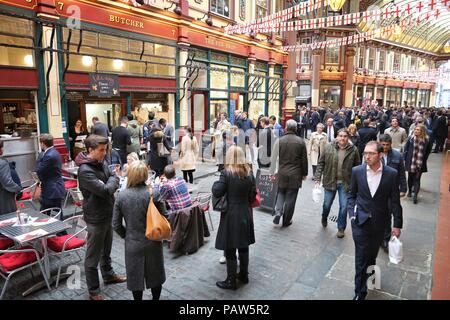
top-left (145, 197), bottom-right (172, 241)
top-left (312, 185), bottom-right (323, 203)
top-left (388, 236), bottom-right (403, 264)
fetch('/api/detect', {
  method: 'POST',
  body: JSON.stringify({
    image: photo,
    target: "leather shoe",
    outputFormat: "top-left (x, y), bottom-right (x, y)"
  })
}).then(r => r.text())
top-left (352, 294), bottom-right (366, 300)
top-left (321, 217), bottom-right (328, 228)
top-left (237, 272), bottom-right (249, 284)
top-left (216, 276), bottom-right (237, 290)
top-left (89, 293), bottom-right (105, 300)
top-left (103, 274), bottom-right (127, 285)
top-left (273, 215), bottom-right (280, 225)
top-left (282, 221), bottom-right (292, 227)
top-left (413, 197), bottom-right (418, 204)
top-left (336, 229), bottom-right (345, 238)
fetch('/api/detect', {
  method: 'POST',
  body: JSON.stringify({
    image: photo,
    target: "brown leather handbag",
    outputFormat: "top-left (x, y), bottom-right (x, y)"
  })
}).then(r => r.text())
top-left (145, 197), bottom-right (172, 241)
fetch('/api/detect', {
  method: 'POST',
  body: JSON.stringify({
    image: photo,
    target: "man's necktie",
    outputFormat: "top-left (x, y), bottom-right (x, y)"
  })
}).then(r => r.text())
top-left (328, 128), bottom-right (331, 142)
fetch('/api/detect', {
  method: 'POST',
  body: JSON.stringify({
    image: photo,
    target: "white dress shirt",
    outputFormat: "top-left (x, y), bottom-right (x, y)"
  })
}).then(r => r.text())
top-left (366, 162), bottom-right (383, 197)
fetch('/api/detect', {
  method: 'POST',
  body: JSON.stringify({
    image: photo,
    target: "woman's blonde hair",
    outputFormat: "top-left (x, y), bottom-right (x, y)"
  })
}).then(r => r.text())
top-left (126, 161), bottom-right (148, 188)
top-left (414, 124), bottom-right (428, 140)
top-left (127, 152), bottom-right (139, 162)
top-left (348, 124), bottom-right (357, 135)
top-left (225, 146), bottom-right (251, 178)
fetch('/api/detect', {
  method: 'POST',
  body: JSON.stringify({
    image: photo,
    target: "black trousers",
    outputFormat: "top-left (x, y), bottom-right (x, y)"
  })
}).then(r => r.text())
top-left (312, 165), bottom-right (317, 177)
top-left (408, 171), bottom-right (423, 197)
top-left (351, 219), bottom-right (384, 297)
top-left (434, 135), bottom-right (445, 152)
top-left (182, 170), bottom-right (194, 184)
top-left (274, 187), bottom-right (299, 226)
top-left (85, 222), bottom-right (116, 294)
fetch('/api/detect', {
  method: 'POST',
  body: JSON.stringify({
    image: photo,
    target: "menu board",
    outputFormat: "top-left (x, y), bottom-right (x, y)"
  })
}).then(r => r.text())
top-left (89, 73), bottom-right (120, 97)
top-left (255, 169), bottom-right (278, 212)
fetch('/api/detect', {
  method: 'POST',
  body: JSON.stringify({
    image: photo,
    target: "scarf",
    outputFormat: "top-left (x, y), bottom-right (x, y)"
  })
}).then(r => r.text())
top-left (410, 137), bottom-right (425, 173)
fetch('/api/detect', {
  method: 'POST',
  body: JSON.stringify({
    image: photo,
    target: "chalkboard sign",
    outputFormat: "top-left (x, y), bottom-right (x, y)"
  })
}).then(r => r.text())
top-left (256, 169), bottom-right (278, 212)
top-left (89, 73), bottom-right (120, 97)
top-left (201, 134), bottom-right (214, 161)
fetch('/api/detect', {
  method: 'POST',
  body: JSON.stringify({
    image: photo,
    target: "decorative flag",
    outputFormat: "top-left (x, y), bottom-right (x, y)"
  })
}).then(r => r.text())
top-left (308, 0), bottom-right (315, 13)
top-left (326, 15), bottom-right (334, 27)
top-left (294, 5), bottom-right (300, 17)
top-left (318, 17), bottom-right (326, 28)
top-left (308, 18), bottom-right (316, 29)
top-left (352, 12), bottom-right (360, 24)
top-left (391, 5), bottom-right (401, 17)
top-left (335, 15), bottom-right (342, 26)
top-left (344, 14), bottom-right (352, 25)
top-left (314, 0), bottom-right (321, 10)
top-left (300, 3), bottom-right (307, 15)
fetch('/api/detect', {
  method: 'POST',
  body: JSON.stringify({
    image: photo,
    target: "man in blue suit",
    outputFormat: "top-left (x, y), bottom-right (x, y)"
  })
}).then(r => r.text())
top-left (347, 141), bottom-right (402, 300)
top-left (36, 134), bottom-right (65, 212)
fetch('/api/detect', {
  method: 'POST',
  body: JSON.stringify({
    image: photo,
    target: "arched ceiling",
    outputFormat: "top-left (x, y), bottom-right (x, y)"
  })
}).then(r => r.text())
top-left (359, 0), bottom-right (450, 54)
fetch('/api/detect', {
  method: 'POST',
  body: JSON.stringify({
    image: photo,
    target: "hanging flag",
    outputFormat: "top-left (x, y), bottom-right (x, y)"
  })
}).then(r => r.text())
top-left (318, 17), bottom-right (326, 29)
top-left (314, 0), bottom-right (322, 10)
top-left (294, 5), bottom-right (300, 17)
top-left (326, 15), bottom-right (334, 27)
top-left (335, 15), bottom-right (343, 26)
top-left (309, 18), bottom-right (316, 30)
top-left (300, 3), bottom-right (307, 15)
top-left (344, 14), bottom-right (352, 25)
top-left (391, 5), bottom-right (401, 17)
top-left (302, 19), bottom-right (308, 30)
top-left (352, 12), bottom-right (361, 24)
top-left (308, 0), bottom-right (315, 13)
top-left (362, 11), bottom-right (371, 23)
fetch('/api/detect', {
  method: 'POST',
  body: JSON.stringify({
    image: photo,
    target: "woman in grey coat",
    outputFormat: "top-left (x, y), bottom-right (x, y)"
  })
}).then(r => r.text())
top-left (113, 161), bottom-right (166, 300)
top-left (0, 140), bottom-right (22, 215)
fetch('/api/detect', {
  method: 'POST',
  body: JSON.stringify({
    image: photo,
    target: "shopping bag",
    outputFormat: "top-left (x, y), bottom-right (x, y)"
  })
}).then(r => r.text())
top-left (251, 188), bottom-right (261, 208)
top-left (388, 236), bottom-right (403, 264)
top-left (312, 185), bottom-right (323, 203)
top-left (145, 197), bottom-right (172, 241)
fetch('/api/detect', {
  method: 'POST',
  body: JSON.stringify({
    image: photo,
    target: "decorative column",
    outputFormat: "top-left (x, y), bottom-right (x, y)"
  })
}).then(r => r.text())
top-left (401, 87), bottom-right (407, 106)
top-left (247, 58), bottom-right (256, 121)
top-left (268, 62), bottom-right (276, 117)
top-left (344, 47), bottom-right (356, 107)
top-left (311, 49), bottom-right (322, 107)
top-left (383, 86), bottom-right (388, 107)
top-left (178, 45), bottom-right (189, 127)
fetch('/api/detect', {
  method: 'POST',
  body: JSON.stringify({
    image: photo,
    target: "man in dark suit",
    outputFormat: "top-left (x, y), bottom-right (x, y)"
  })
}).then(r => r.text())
top-left (293, 110), bottom-right (308, 139)
top-left (91, 117), bottom-right (110, 138)
top-left (357, 119), bottom-right (378, 157)
top-left (324, 118), bottom-right (337, 143)
top-left (309, 107), bottom-right (320, 134)
top-left (36, 134), bottom-right (66, 211)
top-left (378, 134), bottom-right (406, 252)
top-left (347, 141), bottom-right (402, 300)
top-left (333, 111), bottom-right (346, 132)
top-left (432, 109), bottom-right (448, 153)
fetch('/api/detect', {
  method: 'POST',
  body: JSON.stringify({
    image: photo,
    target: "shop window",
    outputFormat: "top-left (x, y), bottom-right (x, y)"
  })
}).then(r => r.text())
top-left (378, 50), bottom-right (385, 71)
top-left (231, 67), bottom-right (245, 88)
top-left (0, 16), bottom-right (35, 67)
top-left (210, 64), bottom-right (228, 98)
top-left (320, 85), bottom-right (340, 108)
top-left (211, 0), bottom-right (231, 18)
top-left (190, 62), bottom-right (208, 89)
top-left (189, 49), bottom-right (208, 61)
top-left (325, 43), bottom-right (340, 64)
top-left (301, 38), bottom-right (311, 65)
top-left (256, 0), bottom-right (268, 19)
top-left (410, 56), bottom-right (417, 71)
top-left (211, 52), bottom-right (228, 63)
top-left (393, 53), bottom-right (401, 72)
top-left (230, 56), bottom-right (246, 67)
top-left (210, 100), bottom-right (228, 126)
top-left (368, 48), bottom-right (375, 70)
top-left (358, 47), bottom-right (365, 68)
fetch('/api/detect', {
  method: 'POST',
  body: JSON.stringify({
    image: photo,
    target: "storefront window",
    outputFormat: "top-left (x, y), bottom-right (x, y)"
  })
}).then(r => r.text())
top-left (190, 62), bottom-right (208, 89)
top-left (301, 38), bottom-right (311, 65)
top-left (210, 100), bottom-right (228, 126)
top-left (256, 0), bottom-right (268, 19)
top-left (325, 41), bottom-right (340, 64)
top-left (378, 50), bottom-right (385, 71)
top-left (0, 16), bottom-right (35, 67)
top-left (358, 47), bottom-right (364, 68)
top-left (393, 53), bottom-right (401, 72)
top-left (210, 64), bottom-right (228, 98)
top-left (368, 48), bottom-right (376, 70)
top-left (230, 67), bottom-right (245, 88)
top-left (211, 0), bottom-right (231, 18)
top-left (320, 85), bottom-right (341, 108)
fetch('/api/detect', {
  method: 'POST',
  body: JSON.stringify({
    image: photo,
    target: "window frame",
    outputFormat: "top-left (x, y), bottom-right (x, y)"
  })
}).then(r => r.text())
top-left (210, 0), bottom-right (232, 19)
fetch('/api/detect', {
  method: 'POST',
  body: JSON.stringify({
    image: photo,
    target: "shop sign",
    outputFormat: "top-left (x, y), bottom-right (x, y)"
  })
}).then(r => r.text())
top-left (89, 73), bottom-right (120, 97)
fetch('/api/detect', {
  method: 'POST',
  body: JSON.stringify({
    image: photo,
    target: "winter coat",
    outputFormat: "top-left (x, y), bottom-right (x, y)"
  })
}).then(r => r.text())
top-left (36, 147), bottom-right (65, 201)
top-left (126, 120), bottom-right (142, 155)
top-left (148, 130), bottom-right (172, 176)
top-left (212, 171), bottom-right (257, 250)
top-left (0, 158), bottom-right (22, 215)
top-left (75, 152), bottom-right (119, 224)
top-left (113, 185), bottom-right (166, 291)
top-left (179, 135), bottom-right (199, 171)
top-left (403, 137), bottom-right (432, 173)
top-left (308, 132), bottom-right (327, 166)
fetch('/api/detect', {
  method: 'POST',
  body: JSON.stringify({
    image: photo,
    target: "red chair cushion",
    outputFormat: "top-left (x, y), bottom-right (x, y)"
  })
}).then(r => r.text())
top-left (0, 238), bottom-right (14, 250)
top-left (0, 247), bottom-right (38, 273)
top-left (74, 201), bottom-right (82, 207)
top-left (64, 180), bottom-right (78, 189)
top-left (47, 234), bottom-right (86, 252)
top-left (20, 192), bottom-right (32, 201)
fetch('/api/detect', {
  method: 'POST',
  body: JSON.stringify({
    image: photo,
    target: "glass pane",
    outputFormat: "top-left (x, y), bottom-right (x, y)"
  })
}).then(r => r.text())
top-left (230, 56), bottom-right (246, 66)
top-left (193, 94), bottom-right (205, 131)
top-left (99, 34), bottom-right (128, 51)
top-left (190, 62), bottom-right (208, 88)
top-left (0, 16), bottom-right (33, 35)
top-left (210, 64), bottom-right (228, 89)
top-left (211, 52), bottom-right (228, 63)
top-left (210, 100), bottom-right (228, 127)
top-left (230, 67), bottom-right (245, 87)
top-left (210, 91), bottom-right (228, 98)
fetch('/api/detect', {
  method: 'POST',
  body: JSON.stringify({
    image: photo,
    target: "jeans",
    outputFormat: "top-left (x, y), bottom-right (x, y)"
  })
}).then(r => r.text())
top-left (274, 187), bottom-right (300, 226)
top-left (111, 149), bottom-right (123, 168)
top-left (322, 183), bottom-right (348, 230)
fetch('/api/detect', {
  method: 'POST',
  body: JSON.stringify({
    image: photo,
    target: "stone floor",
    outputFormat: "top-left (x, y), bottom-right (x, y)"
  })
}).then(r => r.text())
top-left (2, 152), bottom-right (444, 300)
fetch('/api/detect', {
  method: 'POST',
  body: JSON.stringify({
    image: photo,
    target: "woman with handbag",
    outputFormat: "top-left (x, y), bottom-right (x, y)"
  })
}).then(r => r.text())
top-left (179, 126), bottom-right (199, 184)
top-left (113, 161), bottom-right (166, 300)
top-left (148, 129), bottom-right (172, 177)
top-left (212, 145), bottom-right (257, 290)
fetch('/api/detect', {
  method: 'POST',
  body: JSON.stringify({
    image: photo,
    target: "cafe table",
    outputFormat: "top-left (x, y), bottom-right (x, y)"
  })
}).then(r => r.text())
top-left (0, 211), bottom-right (71, 296)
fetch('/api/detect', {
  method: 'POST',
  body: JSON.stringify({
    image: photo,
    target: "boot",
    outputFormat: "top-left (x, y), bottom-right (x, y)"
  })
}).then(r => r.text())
top-left (216, 258), bottom-right (237, 290)
top-left (237, 251), bottom-right (249, 284)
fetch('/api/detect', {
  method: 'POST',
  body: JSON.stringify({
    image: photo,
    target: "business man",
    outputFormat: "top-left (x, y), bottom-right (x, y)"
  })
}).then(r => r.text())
top-left (378, 134), bottom-right (406, 252)
top-left (111, 116), bottom-right (131, 167)
top-left (347, 141), bottom-right (402, 300)
top-left (91, 117), bottom-right (110, 138)
top-left (324, 117), bottom-right (337, 143)
top-left (36, 134), bottom-right (65, 212)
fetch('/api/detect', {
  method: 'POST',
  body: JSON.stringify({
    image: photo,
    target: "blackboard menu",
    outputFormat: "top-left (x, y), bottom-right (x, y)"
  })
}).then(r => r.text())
top-left (89, 73), bottom-right (120, 97)
top-left (201, 134), bottom-right (214, 161)
top-left (256, 169), bottom-right (278, 212)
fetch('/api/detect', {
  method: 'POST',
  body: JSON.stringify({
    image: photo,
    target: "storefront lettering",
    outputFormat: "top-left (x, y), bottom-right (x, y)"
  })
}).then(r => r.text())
top-left (109, 15), bottom-right (144, 29)
top-left (205, 38), bottom-right (236, 50)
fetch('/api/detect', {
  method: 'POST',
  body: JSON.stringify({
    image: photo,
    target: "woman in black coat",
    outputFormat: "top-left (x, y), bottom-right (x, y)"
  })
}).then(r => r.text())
top-left (148, 129), bottom-right (172, 177)
top-left (212, 145), bottom-right (257, 290)
top-left (403, 124), bottom-right (432, 204)
top-left (113, 161), bottom-right (166, 300)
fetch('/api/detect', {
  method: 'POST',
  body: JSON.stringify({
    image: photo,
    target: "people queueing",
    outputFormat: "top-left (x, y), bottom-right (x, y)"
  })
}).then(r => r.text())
top-left (212, 146), bottom-right (257, 290)
top-left (403, 124), bottom-right (433, 204)
top-left (113, 161), bottom-right (166, 300)
top-left (75, 134), bottom-right (126, 301)
top-left (314, 128), bottom-right (360, 239)
top-left (308, 123), bottom-right (327, 178)
top-left (0, 140), bottom-right (22, 215)
top-left (179, 126), bottom-right (199, 185)
top-left (378, 134), bottom-right (407, 253)
top-left (270, 120), bottom-right (308, 227)
top-left (36, 134), bottom-right (65, 212)
top-left (348, 141), bottom-right (403, 300)
top-left (111, 116), bottom-right (131, 168)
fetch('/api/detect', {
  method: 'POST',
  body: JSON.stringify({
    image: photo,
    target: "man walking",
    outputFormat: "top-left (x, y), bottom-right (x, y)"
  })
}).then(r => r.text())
top-left (384, 118), bottom-right (407, 152)
top-left (36, 134), bottom-right (65, 212)
top-left (75, 135), bottom-right (126, 300)
top-left (91, 117), bottom-right (110, 138)
top-left (270, 120), bottom-right (308, 227)
top-left (111, 116), bottom-right (131, 167)
top-left (314, 128), bottom-right (360, 238)
top-left (348, 141), bottom-right (402, 300)
top-left (357, 119), bottom-right (378, 157)
top-left (378, 134), bottom-right (406, 252)
top-left (324, 118), bottom-right (337, 143)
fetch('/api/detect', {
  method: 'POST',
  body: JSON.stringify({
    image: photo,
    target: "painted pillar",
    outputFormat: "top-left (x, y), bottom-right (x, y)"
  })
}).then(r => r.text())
top-left (344, 47), bottom-right (356, 108)
top-left (311, 49), bottom-right (322, 108)
top-left (178, 46), bottom-right (189, 127)
top-left (383, 86), bottom-right (388, 107)
top-left (247, 58), bottom-right (256, 122)
top-left (268, 63), bottom-right (275, 117)
top-left (401, 88), bottom-right (407, 106)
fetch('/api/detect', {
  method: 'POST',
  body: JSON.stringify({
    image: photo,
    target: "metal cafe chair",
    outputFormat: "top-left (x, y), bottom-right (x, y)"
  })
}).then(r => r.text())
top-left (47, 215), bottom-right (87, 288)
top-left (63, 177), bottom-right (79, 208)
top-left (0, 247), bottom-right (51, 299)
top-left (17, 179), bottom-right (39, 211)
top-left (194, 192), bottom-right (214, 231)
top-left (68, 188), bottom-right (84, 216)
top-left (40, 207), bottom-right (62, 220)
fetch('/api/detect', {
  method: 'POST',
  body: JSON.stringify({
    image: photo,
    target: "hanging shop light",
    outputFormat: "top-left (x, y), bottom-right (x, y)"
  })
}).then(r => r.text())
top-left (329, 0), bottom-right (347, 11)
top-left (444, 41), bottom-right (450, 53)
top-left (82, 56), bottom-right (93, 67)
top-left (24, 54), bottom-right (34, 67)
top-left (113, 59), bottom-right (124, 70)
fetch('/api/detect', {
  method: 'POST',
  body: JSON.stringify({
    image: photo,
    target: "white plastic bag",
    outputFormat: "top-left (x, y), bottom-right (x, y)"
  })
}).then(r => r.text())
top-left (312, 186), bottom-right (323, 203)
top-left (388, 236), bottom-right (403, 264)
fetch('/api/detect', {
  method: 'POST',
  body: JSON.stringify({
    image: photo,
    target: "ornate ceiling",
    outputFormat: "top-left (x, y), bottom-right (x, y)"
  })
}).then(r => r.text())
top-left (359, 0), bottom-right (450, 54)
